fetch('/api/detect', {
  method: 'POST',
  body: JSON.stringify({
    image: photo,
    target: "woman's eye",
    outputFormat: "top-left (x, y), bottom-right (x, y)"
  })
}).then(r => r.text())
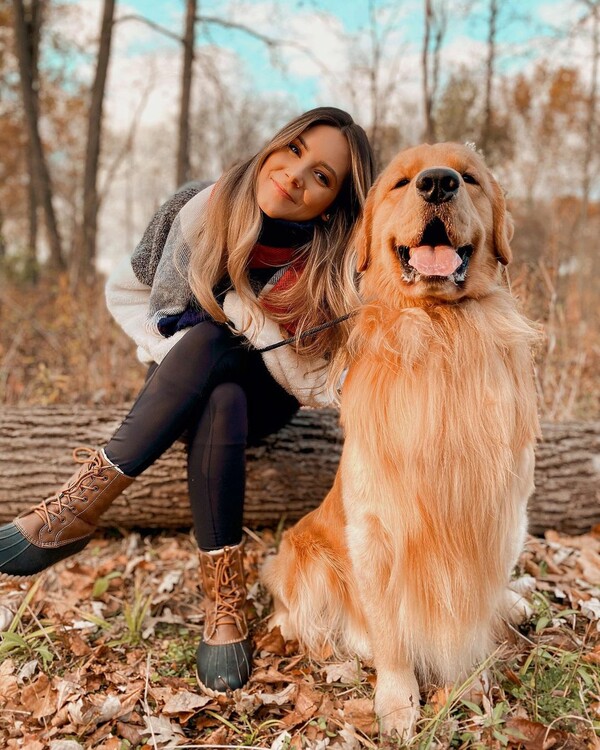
top-left (394, 178), bottom-right (410, 189)
top-left (288, 142), bottom-right (301, 156)
top-left (462, 173), bottom-right (478, 185)
top-left (315, 171), bottom-right (330, 187)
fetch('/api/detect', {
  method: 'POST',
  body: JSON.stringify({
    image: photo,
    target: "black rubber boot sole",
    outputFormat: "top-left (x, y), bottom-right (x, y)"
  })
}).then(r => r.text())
top-left (0, 522), bottom-right (92, 580)
top-left (196, 637), bottom-right (253, 693)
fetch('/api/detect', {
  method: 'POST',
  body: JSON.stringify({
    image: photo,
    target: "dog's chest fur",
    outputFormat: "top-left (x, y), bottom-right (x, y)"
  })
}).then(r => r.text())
top-left (342, 292), bottom-right (538, 480)
top-left (336, 291), bottom-right (539, 678)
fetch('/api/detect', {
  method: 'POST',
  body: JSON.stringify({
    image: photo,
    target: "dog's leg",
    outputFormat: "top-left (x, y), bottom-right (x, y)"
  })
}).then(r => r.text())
top-left (345, 517), bottom-right (420, 740)
top-left (375, 664), bottom-right (420, 739)
top-left (503, 585), bottom-right (533, 624)
top-left (262, 477), bottom-right (362, 658)
top-left (502, 445), bottom-right (536, 626)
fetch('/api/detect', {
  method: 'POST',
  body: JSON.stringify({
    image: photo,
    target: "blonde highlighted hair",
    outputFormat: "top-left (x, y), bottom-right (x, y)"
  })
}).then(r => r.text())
top-left (187, 107), bottom-right (375, 370)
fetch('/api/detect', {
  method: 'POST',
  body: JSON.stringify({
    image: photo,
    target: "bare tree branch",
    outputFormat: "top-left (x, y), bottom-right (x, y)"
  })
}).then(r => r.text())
top-left (114, 13), bottom-right (183, 45)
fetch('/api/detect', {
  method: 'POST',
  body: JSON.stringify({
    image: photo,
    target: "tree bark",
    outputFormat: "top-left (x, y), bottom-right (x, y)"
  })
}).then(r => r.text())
top-left (80, 0), bottom-right (116, 281)
top-left (12, 0), bottom-right (63, 270)
top-left (480, 0), bottom-right (498, 157)
top-left (176, 0), bottom-right (196, 187)
top-left (25, 0), bottom-right (40, 273)
top-left (422, 0), bottom-right (435, 142)
top-left (0, 407), bottom-right (598, 536)
top-left (580, 0), bottom-right (599, 222)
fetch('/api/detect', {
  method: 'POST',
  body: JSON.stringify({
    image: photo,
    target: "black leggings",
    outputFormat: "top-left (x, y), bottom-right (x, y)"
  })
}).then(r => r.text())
top-left (104, 322), bottom-right (299, 550)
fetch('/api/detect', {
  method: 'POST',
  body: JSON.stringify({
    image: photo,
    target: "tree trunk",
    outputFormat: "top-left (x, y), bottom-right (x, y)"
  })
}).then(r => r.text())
top-left (11, 0), bottom-right (63, 271)
top-left (0, 206), bottom-right (7, 260)
top-left (0, 407), bottom-right (598, 536)
top-left (580, 0), bottom-right (599, 222)
top-left (26, 0), bottom-right (40, 273)
top-left (480, 0), bottom-right (498, 157)
top-left (176, 0), bottom-right (196, 188)
top-left (79, 0), bottom-right (116, 281)
top-left (422, 0), bottom-right (435, 142)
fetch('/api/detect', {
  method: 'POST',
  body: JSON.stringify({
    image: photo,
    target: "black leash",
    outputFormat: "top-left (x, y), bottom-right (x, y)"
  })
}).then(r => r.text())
top-left (257, 311), bottom-right (357, 353)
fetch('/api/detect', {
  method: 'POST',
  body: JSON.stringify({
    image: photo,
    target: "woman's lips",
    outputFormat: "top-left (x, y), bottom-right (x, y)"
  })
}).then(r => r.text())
top-left (271, 178), bottom-right (295, 202)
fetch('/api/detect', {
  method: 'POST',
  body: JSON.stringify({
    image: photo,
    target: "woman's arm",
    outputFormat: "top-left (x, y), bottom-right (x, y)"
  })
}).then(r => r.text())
top-left (222, 291), bottom-right (332, 408)
top-left (105, 257), bottom-right (188, 364)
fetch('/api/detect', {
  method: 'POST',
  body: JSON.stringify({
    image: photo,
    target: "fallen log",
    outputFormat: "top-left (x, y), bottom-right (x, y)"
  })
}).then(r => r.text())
top-left (0, 407), bottom-right (598, 536)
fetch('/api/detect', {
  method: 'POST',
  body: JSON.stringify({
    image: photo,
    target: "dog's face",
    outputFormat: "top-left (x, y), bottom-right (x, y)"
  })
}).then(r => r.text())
top-left (357, 143), bottom-right (513, 304)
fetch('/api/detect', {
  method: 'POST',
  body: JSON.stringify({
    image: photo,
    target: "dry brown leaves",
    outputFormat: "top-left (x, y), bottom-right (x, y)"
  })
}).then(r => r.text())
top-left (0, 528), bottom-right (598, 749)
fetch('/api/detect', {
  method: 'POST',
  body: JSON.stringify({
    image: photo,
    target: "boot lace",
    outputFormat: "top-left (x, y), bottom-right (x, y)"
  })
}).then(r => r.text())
top-left (31, 447), bottom-right (107, 530)
top-left (211, 550), bottom-right (246, 632)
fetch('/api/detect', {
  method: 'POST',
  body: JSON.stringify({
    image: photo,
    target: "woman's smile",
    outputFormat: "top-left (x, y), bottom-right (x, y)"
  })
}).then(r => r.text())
top-left (271, 177), bottom-right (295, 202)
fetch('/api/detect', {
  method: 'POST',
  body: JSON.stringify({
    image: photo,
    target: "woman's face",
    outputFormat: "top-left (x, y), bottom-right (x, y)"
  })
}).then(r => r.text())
top-left (256, 124), bottom-right (351, 222)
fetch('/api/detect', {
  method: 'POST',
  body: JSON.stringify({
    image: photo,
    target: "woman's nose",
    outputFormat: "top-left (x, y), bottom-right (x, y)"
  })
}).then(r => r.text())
top-left (285, 167), bottom-right (303, 187)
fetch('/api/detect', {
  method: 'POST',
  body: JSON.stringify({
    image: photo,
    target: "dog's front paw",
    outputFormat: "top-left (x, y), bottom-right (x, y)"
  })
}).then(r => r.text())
top-left (375, 670), bottom-right (420, 741)
top-left (504, 579), bottom-right (535, 624)
top-left (267, 602), bottom-right (297, 642)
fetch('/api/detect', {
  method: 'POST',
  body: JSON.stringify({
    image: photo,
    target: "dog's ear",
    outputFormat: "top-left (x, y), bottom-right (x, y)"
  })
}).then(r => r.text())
top-left (355, 186), bottom-right (376, 273)
top-left (491, 179), bottom-right (513, 266)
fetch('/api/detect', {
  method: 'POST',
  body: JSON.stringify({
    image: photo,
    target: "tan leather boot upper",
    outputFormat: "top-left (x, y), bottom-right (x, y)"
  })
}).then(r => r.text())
top-left (199, 543), bottom-right (249, 646)
top-left (14, 447), bottom-right (133, 549)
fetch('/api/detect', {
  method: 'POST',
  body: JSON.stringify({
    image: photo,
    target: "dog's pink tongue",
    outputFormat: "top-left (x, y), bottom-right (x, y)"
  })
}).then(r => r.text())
top-left (409, 245), bottom-right (462, 276)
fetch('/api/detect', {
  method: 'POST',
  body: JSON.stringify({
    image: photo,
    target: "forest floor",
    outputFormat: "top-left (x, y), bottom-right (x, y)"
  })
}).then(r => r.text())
top-left (0, 526), bottom-right (599, 750)
top-left (0, 275), bottom-right (599, 749)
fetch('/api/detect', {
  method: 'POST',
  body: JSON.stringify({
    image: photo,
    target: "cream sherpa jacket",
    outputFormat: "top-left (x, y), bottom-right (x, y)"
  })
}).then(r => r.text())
top-left (105, 188), bottom-right (332, 408)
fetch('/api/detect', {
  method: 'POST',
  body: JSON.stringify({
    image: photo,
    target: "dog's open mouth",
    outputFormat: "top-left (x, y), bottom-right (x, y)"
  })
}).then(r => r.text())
top-left (395, 218), bottom-right (473, 284)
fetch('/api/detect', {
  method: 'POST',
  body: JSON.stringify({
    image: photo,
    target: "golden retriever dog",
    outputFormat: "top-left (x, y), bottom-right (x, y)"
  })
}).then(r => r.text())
top-left (262, 143), bottom-right (540, 739)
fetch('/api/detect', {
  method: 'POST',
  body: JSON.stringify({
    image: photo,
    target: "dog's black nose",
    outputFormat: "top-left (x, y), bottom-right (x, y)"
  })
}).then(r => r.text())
top-left (415, 168), bottom-right (461, 204)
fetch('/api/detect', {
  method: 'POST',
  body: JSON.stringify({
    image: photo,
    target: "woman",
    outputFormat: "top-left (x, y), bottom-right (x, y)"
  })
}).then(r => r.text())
top-left (0, 107), bottom-right (375, 692)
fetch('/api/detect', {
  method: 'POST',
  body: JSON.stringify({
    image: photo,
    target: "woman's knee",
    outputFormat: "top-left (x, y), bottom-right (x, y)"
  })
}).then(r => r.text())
top-left (203, 383), bottom-right (248, 443)
top-left (209, 382), bottom-right (246, 413)
top-left (163, 321), bottom-right (236, 366)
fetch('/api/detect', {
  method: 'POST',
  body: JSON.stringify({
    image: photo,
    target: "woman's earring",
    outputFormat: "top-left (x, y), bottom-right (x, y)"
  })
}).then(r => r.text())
top-left (322, 212), bottom-right (331, 223)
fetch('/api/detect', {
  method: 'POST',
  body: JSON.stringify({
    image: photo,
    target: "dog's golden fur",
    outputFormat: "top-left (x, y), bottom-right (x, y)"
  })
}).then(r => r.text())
top-left (262, 143), bottom-right (540, 738)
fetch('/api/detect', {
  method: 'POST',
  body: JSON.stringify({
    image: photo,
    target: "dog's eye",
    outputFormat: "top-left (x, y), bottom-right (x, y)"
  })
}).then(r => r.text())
top-left (394, 178), bottom-right (410, 189)
top-left (462, 173), bottom-right (479, 185)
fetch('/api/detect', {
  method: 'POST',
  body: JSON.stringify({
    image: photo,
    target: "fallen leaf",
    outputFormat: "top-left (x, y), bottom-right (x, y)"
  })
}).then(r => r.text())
top-left (157, 570), bottom-right (182, 593)
top-left (143, 714), bottom-right (186, 747)
top-left (94, 739), bottom-right (121, 750)
top-left (162, 689), bottom-right (211, 717)
top-left (282, 683), bottom-right (323, 728)
top-left (202, 726), bottom-right (229, 745)
top-left (270, 730), bottom-right (293, 750)
top-left (54, 678), bottom-right (82, 713)
top-left (21, 673), bottom-right (56, 720)
top-left (342, 697), bottom-right (377, 735)
top-left (256, 626), bottom-right (289, 655)
top-left (7, 738), bottom-right (44, 750)
top-left (0, 604), bottom-right (15, 631)
top-left (98, 694), bottom-right (123, 722)
top-left (251, 665), bottom-right (292, 684)
top-left (336, 723), bottom-right (363, 750)
top-left (322, 660), bottom-right (361, 684)
top-left (116, 721), bottom-right (144, 746)
top-left (257, 683), bottom-right (298, 706)
top-left (578, 549), bottom-right (600, 583)
top-left (505, 718), bottom-right (589, 750)
top-left (17, 659), bottom-right (39, 682)
top-left (66, 632), bottom-right (92, 656)
top-left (49, 741), bottom-right (84, 750)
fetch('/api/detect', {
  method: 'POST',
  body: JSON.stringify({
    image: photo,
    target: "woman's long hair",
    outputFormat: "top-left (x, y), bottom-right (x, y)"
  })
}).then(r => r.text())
top-left (188, 107), bottom-right (376, 376)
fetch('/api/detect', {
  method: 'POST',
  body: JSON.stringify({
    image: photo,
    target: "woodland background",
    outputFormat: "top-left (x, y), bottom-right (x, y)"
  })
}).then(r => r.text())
top-left (0, 1), bottom-right (599, 749)
top-left (0, 0), bottom-right (599, 418)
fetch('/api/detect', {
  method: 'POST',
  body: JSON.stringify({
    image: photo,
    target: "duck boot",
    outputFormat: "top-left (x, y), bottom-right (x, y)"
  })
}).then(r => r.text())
top-left (196, 542), bottom-right (253, 692)
top-left (0, 447), bottom-right (134, 579)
